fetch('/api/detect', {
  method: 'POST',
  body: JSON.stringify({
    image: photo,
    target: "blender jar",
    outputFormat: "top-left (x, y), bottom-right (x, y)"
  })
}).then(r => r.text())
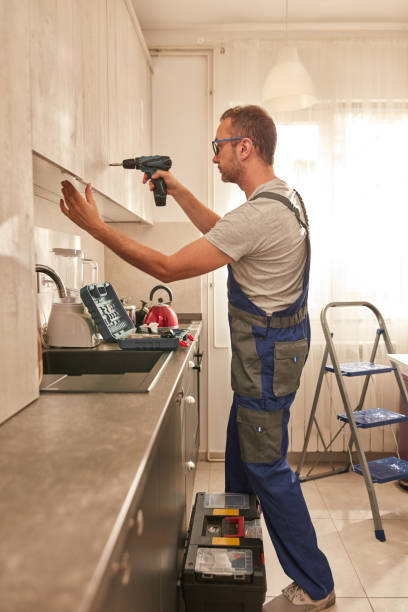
top-left (52, 248), bottom-right (98, 300)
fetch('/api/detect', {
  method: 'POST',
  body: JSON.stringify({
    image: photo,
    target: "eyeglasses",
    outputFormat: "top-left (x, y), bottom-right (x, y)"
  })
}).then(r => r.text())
top-left (211, 137), bottom-right (254, 155)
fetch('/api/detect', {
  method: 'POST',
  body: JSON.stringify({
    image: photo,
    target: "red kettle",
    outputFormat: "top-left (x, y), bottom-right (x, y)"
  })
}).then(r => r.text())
top-left (144, 285), bottom-right (179, 328)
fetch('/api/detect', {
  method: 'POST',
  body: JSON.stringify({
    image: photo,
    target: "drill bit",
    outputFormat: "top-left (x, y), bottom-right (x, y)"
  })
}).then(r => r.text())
top-left (109, 162), bottom-right (122, 166)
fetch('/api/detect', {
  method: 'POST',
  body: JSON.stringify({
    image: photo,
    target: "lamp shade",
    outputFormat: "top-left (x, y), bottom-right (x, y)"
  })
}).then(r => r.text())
top-left (261, 45), bottom-right (318, 112)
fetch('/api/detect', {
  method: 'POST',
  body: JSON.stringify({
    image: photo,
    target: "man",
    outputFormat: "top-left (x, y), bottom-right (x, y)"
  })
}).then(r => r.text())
top-left (60, 105), bottom-right (335, 611)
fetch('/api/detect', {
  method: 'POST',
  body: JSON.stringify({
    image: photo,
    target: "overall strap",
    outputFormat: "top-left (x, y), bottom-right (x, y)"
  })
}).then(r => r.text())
top-left (249, 190), bottom-right (311, 316)
top-left (250, 190), bottom-right (310, 237)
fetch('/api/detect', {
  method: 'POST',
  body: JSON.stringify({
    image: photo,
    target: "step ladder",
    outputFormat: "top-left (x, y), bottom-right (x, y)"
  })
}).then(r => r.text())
top-left (296, 301), bottom-right (408, 541)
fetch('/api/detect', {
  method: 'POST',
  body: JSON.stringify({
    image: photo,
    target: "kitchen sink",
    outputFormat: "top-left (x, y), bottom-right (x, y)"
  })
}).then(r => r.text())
top-left (40, 345), bottom-right (172, 393)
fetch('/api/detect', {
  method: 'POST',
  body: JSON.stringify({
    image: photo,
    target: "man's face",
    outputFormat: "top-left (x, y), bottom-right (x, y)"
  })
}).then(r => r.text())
top-left (212, 119), bottom-right (242, 185)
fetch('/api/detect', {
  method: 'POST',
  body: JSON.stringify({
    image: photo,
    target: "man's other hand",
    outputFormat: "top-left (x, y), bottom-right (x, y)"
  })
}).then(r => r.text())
top-left (60, 181), bottom-right (105, 237)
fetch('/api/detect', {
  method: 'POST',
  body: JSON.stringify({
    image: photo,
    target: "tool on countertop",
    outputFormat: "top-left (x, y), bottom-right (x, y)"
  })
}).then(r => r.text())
top-left (137, 324), bottom-right (195, 347)
top-left (80, 282), bottom-right (192, 350)
top-left (109, 155), bottom-right (172, 206)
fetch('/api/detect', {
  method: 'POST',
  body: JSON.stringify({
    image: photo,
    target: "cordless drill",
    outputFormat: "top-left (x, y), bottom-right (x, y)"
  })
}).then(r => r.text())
top-left (109, 155), bottom-right (172, 206)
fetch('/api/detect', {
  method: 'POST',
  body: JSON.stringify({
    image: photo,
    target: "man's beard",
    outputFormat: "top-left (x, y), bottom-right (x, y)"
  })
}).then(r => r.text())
top-left (219, 161), bottom-right (242, 184)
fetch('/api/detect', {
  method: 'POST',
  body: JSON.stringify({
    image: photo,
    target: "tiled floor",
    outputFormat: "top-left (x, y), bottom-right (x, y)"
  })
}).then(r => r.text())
top-left (192, 460), bottom-right (408, 611)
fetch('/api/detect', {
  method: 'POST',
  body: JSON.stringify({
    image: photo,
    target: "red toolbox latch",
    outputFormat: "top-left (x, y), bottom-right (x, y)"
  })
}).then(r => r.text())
top-left (222, 515), bottom-right (245, 537)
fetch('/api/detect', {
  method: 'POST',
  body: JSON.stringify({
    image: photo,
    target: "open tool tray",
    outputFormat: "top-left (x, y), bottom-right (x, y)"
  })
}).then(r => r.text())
top-left (119, 334), bottom-right (179, 351)
top-left (80, 282), bottom-right (179, 350)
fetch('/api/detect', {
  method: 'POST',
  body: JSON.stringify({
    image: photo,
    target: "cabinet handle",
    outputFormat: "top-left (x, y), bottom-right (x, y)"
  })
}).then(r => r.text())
top-left (185, 395), bottom-right (196, 405)
top-left (185, 461), bottom-right (196, 472)
top-left (136, 509), bottom-right (144, 536)
top-left (120, 551), bottom-right (131, 586)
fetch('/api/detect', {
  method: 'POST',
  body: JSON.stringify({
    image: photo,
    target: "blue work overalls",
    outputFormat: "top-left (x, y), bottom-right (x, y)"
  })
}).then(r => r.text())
top-left (225, 191), bottom-right (334, 600)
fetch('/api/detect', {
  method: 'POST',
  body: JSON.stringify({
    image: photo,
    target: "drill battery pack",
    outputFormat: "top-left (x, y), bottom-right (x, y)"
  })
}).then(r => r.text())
top-left (181, 492), bottom-right (267, 612)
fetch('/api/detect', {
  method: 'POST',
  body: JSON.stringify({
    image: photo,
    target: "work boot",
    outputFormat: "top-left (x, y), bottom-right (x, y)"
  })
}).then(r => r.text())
top-left (263, 582), bottom-right (336, 611)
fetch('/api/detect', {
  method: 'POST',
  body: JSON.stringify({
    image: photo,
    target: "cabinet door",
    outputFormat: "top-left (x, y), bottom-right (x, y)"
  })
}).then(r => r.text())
top-left (158, 390), bottom-right (185, 612)
top-left (0, 0), bottom-right (38, 423)
top-left (106, 0), bottom-right (152, 218)
top-left (183, 348), bottom-right (200, 527)
top-left (31, 0), bottom-right (84, 177)
top-left (136, 58), bottom-right (153, 221)
top-left (80, 0), bottom-right (109, 194)
top-left (99, 463), bottom-right (160, 612)
top-left (98, 391), bottom-right (185, 612)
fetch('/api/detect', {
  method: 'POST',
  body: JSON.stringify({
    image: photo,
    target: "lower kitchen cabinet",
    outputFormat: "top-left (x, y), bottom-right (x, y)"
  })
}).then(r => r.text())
top-left (97, 342), bottom-right (201, 612)
top-left (182, 343), bottom-right (201, 529)
top-left (100, 470), bottom-right (161, 612)
top-left (158, 390), bottom-right (185, 612)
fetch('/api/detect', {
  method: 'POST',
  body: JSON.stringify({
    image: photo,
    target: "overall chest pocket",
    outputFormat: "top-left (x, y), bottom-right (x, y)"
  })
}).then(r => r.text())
top-left (273, 339), bottom-right (308, 397)
top-left (237, 405), bottom-right (283, 463)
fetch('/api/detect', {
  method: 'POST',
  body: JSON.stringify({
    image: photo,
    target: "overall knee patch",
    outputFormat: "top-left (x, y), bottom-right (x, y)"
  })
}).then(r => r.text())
top-left (236, 405), bottom-right (283, 463)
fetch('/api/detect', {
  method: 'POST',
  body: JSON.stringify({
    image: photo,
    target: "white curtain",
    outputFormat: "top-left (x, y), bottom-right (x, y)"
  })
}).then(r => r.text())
top-left (213, 37), bottom-right (408, 343)
top-left (211, 37), bottom-right (408, 451)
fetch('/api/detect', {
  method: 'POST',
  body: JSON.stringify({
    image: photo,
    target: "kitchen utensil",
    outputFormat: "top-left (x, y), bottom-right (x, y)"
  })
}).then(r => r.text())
top-left (52, 248), bottom-right (98, 301)
top-left (121, 298), bottom-right (137, 325)
top-left (135, 300), bottom-right (149, 326)
top-left (43, 249), bottom-right (99, 347)
top-left (144, 285), bottom-right (179, 328)
top-left (47, 301), bottom-right (100, 348)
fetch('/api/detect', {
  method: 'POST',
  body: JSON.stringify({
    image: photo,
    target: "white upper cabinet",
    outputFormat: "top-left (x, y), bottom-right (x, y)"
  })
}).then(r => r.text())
top-left (30, 0), bottom-right (152, 222)
top-left (31, 0), bottom-right (84, 178)
top-left (80, 0), bottom-right (110, 196)
top-left (106, 0), bottom-right (152, 220)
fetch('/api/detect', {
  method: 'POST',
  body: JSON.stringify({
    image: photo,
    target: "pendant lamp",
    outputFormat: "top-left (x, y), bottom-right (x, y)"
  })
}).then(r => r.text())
top-left (261, 0), bottom-right (318, 112)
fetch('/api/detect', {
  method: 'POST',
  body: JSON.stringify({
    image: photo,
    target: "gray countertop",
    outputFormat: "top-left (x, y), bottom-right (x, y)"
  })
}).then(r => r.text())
top-left (0, 322), bottom-right (201, 612)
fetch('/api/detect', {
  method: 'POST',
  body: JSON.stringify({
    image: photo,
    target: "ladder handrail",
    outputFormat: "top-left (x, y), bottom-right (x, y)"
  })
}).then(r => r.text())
top-left (320, 301), bottom-right (408, 411)
top-left (321, 301), bottom-right (387, 333)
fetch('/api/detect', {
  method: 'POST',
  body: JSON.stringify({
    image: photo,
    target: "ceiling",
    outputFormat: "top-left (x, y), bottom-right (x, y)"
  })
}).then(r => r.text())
top-left (131, 0), bottom-right (408, 30)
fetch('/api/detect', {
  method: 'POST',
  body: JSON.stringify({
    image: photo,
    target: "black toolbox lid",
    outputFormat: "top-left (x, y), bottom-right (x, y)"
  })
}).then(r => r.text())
top-left (80, 282), bottom-right (134, 342)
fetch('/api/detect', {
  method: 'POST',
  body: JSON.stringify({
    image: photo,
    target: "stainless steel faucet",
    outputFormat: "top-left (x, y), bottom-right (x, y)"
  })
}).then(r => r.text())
top-left (35, 264), bottom-right (67, 298)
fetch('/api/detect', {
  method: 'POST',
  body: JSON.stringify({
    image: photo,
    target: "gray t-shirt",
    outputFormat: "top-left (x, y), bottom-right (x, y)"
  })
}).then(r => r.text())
top-left (205, 178), bottom-right (308, 315)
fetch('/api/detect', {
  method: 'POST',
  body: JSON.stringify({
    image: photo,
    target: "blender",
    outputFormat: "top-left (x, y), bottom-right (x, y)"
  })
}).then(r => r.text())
top-left (51, 248), bottom-right (98, 301)
top-left (46, 248), bottom-right (100, 348)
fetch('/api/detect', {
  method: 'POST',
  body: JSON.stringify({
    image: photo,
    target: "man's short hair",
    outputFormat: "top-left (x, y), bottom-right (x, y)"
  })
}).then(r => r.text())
top-left (220, 105), bottom-right (277, 166)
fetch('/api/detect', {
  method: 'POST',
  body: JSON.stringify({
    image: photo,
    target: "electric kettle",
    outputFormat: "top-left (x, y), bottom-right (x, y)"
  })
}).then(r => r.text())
top-left (143, 285), bottom-right (179, 328)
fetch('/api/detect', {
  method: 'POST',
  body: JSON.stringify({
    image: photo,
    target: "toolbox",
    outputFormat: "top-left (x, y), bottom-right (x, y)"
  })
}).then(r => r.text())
top-left (182, 492), bottom-right (266, 612)
top-left (80, 282), bottom-right (180, 350)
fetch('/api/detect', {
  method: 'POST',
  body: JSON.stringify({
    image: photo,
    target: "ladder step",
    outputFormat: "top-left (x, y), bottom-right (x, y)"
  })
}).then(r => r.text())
top-left (325, 361), bottom-right (396, 377)
top-left (337, 408), bottom-right (408, 428)
top-left (354, 457), bottom-right (408, 483)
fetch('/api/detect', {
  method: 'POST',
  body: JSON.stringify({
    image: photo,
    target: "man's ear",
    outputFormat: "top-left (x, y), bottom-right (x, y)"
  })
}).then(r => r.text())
top-left (238, 137), bottom-right (253, 161)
